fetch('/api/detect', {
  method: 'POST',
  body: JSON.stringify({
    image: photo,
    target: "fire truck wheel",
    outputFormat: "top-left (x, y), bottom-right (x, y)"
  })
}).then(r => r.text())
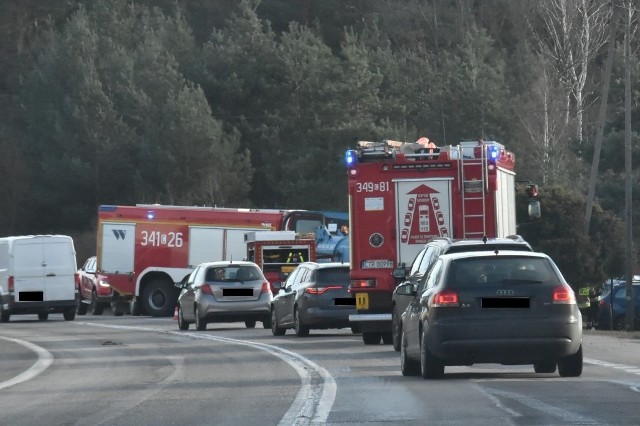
top-left (271, 309), bottom-right (286, 336)
top-left (142, 279), bottom-right (175, 317)
top-left (177, 305), bottom-right (189, 330)
top-left (362, 332), bottom-right (381, 345)
top-left (77, 299), bottom-right (88, 315)
top-left (195, 305), bottom-right (207, 331)
top-left (392, 308), bottom-right (402, 351)
top-left (245, 319), bottom-right (256, 328)
top-left (294, 307), bottom-right (309, 337)
top-left (130, 300), bottom-right (142, 316)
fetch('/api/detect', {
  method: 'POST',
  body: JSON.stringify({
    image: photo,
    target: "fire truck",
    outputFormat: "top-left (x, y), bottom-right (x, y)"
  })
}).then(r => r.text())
top-left (346, 139), bottom-right (521, 344)
top-left (96, 204), bottom-right (326, 317)
top-left (245, 230), bottom-right (317, 293)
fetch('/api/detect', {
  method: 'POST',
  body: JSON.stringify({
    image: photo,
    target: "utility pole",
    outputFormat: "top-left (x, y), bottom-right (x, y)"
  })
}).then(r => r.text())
top-left (623, 0), bottom-right (634, 331)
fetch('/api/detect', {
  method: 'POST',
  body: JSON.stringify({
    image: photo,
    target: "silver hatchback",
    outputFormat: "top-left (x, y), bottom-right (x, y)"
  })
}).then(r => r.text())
top-left (176, 261), bottom-right (273, 331)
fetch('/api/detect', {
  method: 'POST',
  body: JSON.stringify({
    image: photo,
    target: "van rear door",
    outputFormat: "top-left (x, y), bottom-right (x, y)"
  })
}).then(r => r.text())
top-left (42, 237), bottom-right (76, 301)
top-left (12, 239), bottom-right (45, 302)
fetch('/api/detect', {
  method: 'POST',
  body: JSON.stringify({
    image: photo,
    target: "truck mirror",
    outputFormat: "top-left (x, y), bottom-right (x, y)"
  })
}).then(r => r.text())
top-left (528, 199), bottom-right (541, 219)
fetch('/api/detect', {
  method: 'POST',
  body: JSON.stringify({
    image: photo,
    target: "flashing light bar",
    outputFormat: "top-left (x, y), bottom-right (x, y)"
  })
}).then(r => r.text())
top-left (487, 145), bottom-right (499, 162)
top-left (345, 150), bottom-right (357, 167)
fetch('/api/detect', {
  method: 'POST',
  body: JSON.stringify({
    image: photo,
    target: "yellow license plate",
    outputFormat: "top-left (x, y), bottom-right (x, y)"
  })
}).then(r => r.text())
top-left (281, 265), bottom-right (296, 273)
top-left (578, 288), bottom-right (590, 296)
top-left (355, 292), bottom-right (369, 310)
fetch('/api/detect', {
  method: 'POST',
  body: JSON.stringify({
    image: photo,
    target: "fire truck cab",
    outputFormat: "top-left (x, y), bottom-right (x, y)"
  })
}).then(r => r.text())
top-left (245, 231), bottom-right (317, 293)
top-left (97, 204), bottom-right (325, 317)
top-left (346, 139), bottom-right (520, 344)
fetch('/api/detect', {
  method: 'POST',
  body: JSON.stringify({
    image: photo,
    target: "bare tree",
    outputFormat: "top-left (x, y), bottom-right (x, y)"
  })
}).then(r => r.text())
top-left (529, 0), bottom-right (611, 146)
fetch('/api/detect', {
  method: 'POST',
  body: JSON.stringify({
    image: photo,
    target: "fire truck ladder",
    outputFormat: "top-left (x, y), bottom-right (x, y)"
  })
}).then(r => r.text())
top-left (458, 143), bottom-right (488, 238)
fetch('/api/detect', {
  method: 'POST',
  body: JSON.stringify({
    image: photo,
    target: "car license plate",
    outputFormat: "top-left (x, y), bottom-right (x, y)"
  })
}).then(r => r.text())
top-left (361, 259), bottom-right (393, 269)
top-left (355, 292), bottom-right (369, 310)
top-left (281, 265), bottom-right (296, 273)
top-left (223, 288), bottom-right (253, 297)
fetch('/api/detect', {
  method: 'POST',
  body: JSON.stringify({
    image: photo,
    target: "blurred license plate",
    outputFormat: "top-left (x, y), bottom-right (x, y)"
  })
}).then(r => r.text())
top-left (355, 293), bottom-right (369, 310)
top-left (361, 259), bottom-right (393, 269)
top-left (223, 289), bottom-right (253, 297)
top-left (482, 298), bottom-right (529, 308)
top-left (335, 298), bottom-right (356, 306)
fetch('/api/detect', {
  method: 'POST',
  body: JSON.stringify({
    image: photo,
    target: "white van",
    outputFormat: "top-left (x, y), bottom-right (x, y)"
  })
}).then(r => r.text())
top-left (0, 235), bottom-right (78, 322)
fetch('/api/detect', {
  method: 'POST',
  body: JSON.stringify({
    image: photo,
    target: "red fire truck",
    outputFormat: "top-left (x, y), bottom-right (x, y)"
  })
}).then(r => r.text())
top-left (245, 231), bottom-right (317, 293)
top-left (345, 139), bottom-right (520, 344)
top-left (96, 204), bottom-right (326, 317)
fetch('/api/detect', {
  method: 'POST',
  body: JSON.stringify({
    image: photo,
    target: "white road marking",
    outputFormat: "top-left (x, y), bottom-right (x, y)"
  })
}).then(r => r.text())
top-left (75, 322), bottom-right (337, 425)
top-left (0, 336), bottom-right (53, 390)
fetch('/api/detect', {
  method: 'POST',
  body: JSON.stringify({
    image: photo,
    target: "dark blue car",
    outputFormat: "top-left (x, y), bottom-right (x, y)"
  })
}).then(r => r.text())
top-left (596, 282), bottom-right (640, 330)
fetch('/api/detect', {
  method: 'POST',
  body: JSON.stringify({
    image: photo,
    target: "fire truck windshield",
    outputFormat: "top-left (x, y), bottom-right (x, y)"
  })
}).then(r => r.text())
top-left (294, 219), bottom-right (324, 234)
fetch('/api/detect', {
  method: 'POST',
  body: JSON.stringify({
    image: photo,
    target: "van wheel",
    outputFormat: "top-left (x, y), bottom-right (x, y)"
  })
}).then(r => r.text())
top-left (38, 312), bottom-right (49, 321)
top-left (362, 332), bottom-right (381, 345)
top-left (63, 309), bottom-right (76, 321)
top-left (245, 319), bottom-right (256, 328)
top-left (142, 279), bottom-right (176, 317)
top-left (1, 307), bottom-right (9, 322)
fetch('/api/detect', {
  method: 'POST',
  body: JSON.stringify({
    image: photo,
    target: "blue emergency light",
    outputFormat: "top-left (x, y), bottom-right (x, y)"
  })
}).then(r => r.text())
top-left (147, 211), bottom-right (155, 220)
top-left (345, 150), bottom-right (357, 167)
top-left (486, 145), bottom-right (499, 162)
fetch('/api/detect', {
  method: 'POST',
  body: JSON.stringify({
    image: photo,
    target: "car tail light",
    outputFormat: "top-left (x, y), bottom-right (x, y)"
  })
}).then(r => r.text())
top-left (599, 299), bottom-right (608, 307)
top-left (261, 281), bottom-right (271, 295)
top-left (349, 279), bottom-right (376, 291)
top-left (430, 290), bottom-right (459, 307)
top-left (200, 284), bottom-right (214, 295)
top-left (74, 272), bottom-right (80, 288)
top-left (8, 276), bottom-right (14, 293)
top-left (552, 285), bottom-right (576, 304)
top-left (306, 286), bottom-right (342, 295)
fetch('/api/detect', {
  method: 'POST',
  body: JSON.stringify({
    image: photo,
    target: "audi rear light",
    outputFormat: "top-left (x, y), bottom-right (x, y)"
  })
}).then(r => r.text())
top-left (8, 276), bottom-right (14, 293)
top-left (552, 285), bottom-right (576, 304)
top-left (200, 283), bottom-right (213, 295)
top-left (306, 286), bottom-right (342, 295)
top-left (430, 290), bottom-right (459, 307)
top-left (261, 281), bottom-right (271, 295)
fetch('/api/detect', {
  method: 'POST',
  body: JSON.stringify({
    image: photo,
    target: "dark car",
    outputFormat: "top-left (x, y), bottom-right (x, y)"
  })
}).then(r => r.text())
top-left (270, 262), bottom-right (354, 336)
top-left (176, 261), bottom-right (273, 331)
top-left (390, 236), bottom-right (533, 351)
top-left (596, 280), bottom-right (640, 330)
top-left (399, 250), bottom-right (583, 379)
top-left (76, 256), bottom-right (113, 315)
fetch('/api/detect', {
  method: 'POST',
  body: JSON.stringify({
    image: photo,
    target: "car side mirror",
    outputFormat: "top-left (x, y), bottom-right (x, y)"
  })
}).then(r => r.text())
top-left (392, 265), bottom-right (407, 281)
top-left (395, 282), bottom-right (416, 296)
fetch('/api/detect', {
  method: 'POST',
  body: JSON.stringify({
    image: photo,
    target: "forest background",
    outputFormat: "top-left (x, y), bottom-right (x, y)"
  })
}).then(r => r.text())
top-left (0, 0), bottom-right (638, 289)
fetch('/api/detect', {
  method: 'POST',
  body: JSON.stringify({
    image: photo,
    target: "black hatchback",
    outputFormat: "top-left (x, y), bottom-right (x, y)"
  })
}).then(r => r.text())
top-left (270, 262), bottom-right (354, 336)
top-left (399, 250), bottom-right (583, 379)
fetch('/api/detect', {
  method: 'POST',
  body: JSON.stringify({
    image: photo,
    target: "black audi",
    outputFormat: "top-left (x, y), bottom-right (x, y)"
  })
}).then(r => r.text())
top-left (399, 250), bottom-right (583, 379)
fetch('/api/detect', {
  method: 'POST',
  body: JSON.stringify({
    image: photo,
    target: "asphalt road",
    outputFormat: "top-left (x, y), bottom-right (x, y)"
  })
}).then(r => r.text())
top-left (1, 314), bottom-right (639, 425)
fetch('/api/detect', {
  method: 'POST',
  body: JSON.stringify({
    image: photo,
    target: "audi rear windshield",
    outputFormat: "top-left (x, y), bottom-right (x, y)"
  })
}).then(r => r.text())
top-left (445, 244), bottom-right (532, 254)
top-left (447, 257), bottom-right (557, 289)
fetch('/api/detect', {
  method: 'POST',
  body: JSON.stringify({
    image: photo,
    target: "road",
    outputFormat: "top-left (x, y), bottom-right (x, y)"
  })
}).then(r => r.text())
top-left (1, 314), bottom-right (639, 425)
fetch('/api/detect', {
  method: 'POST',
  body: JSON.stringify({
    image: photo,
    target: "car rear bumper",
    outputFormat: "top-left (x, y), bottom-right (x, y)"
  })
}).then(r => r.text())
top-left (8, 299), bottom-right (78, 315)
top-left (301, 306), bottom-right (355, 328)
top-left (427, 319), bottom-right (582, 363)
top-left (200, 295), bottom-right (271, 322)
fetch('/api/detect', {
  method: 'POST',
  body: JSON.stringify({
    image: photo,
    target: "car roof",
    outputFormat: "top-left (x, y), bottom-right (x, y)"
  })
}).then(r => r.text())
top-left (438, 250), bottom-right (549, 261)
top-left (297, 261), bottom-right (350, 269)
top-left (424, 235), bottom-right (531, 250)
top-left (196, 260), bottom-right (259, 268)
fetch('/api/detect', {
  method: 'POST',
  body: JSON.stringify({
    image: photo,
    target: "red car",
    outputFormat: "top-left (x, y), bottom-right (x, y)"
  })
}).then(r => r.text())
top-left (76, 256), bottom-right (113, 315)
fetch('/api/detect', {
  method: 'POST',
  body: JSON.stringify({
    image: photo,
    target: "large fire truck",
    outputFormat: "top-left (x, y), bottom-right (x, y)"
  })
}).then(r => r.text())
top-left (96, 204), bottom-right (326, 317)
top-left (245, 230), bottom-right (317, 293)
top-left (346, 139), bottom-right (522, 344)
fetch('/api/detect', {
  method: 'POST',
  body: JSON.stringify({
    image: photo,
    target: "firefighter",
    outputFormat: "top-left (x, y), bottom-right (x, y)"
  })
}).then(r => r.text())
top-left (286, 251), bottom-right (305, 263)
top-left (587, 285), bottom-right (602, 329)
